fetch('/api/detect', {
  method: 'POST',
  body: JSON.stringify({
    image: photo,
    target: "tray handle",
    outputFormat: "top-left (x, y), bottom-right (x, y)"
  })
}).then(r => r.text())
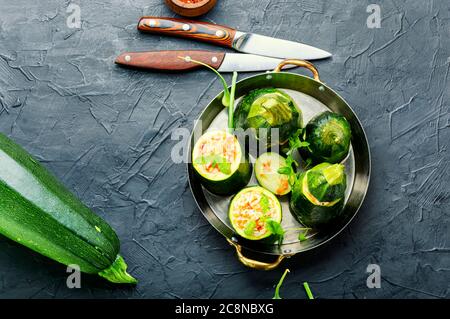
top-left (274, 59), bottom-right (321, 82)
top-left (227, 239), bottom-right (289, 270)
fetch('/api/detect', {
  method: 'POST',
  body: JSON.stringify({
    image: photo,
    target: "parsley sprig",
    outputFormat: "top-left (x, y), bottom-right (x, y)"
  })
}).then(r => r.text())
top-left (277, 129), bottom-right (309, 188)
top-left (266, 219), bottom-right (285, 245)
top-left (244, 220), bottom-right (256, 237)
top-left (259, 194), bottom-right (285, 245)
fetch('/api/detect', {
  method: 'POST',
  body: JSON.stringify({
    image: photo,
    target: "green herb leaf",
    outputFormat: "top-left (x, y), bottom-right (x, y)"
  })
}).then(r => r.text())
top-left (217, 161), bottom-right (231, 175)
top-left (303, 282), bottom-right (314, 300)
top-left (260, 195), bottom-right (270, 214)
top-left (194, 155), bottom-right (232, 175)
top-left (278, 154), bottom-right (297, 188)
top-left (266, 219), bottom-right (284, 236)
top-left (212, 160), bottom-right (218, 168)
top-left (298, 232), bottom-right (307, 242)
top-left (298, 228), bottom-right (309, 242)
top-left (244, 220), bottom-right (256, 236)
top-left (298, 232), bottom-right (308, 242)
top-left (277, 166), bottom-right (292, 175)
top-left (286, 155), bottom-right (299, 167)
top-left (299, 141), bottom-right (310, 147)
top-left (266, 219), bottom-right (284, 245)
top-left (287, 129), bottom-right (309, 151)
top-left (193, 157), bottom-right (205, 165)
top-left (273, 269), bottom-right (290, 299)
top-left (278, 128), bottom-right (309, 188)
top-left (194, 155), bottom-right (215, 165)
top-left (305, 158), bottom-right (313, 169)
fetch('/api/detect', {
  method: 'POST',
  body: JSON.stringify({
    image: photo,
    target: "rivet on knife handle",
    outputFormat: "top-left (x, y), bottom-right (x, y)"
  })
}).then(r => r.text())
top-left (138, 17), bottom-right (236, 48)
top-left (115, 50), bottom-right (226, 71)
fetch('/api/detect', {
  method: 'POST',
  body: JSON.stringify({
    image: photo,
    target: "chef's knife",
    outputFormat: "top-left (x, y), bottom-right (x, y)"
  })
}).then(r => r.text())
top-left (137, 17), bottom-right (331, 60)
top-left (115, 50), bottom-right (296, 72)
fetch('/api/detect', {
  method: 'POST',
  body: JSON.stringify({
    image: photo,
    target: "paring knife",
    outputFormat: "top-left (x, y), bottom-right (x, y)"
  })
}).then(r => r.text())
top-left (137, 17), bottom-right (332, 60)
top-left (115, 50), bottom-right (296, 72)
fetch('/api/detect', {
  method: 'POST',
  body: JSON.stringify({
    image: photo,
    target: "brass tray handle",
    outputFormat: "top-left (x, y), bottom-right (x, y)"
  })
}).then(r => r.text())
top-left (227, 238), bottom-right (289, 270)
top-left (274, 59), bottom-right (321, 82)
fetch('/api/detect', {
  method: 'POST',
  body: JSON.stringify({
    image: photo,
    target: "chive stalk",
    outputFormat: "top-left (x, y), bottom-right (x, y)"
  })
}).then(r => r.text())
top-left (273, 268), bottom-right (290, 299)
top-left (303, 282), bottom-right (315, 299)
top-left (228, 71), bottom-right (238, 131)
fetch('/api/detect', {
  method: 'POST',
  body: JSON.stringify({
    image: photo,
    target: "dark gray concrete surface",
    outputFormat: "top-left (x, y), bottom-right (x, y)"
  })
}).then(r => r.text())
top-left (0, 0), bottom-right (449, 299)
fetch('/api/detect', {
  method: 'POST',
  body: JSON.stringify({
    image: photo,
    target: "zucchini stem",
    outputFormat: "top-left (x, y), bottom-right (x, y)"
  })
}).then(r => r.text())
top-left (228, 71), bottom-right (238, 131)
top-left (177, 57), bottom-right (238, 131)
top-left (98, 255), bottom-right (137, 284)
top-left (178, 56), bottom-right (230, 107)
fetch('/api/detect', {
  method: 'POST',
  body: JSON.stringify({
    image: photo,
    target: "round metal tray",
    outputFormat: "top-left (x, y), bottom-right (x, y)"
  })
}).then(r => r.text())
top-left (187, 60), bottom-right (371, 269)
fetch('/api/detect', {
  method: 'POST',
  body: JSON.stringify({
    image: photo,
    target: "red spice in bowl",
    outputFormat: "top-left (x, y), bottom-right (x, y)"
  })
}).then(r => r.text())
top-left (179, 0), bottom-right (203, 3)
top-left (165, 0), bottom-right (217, 17)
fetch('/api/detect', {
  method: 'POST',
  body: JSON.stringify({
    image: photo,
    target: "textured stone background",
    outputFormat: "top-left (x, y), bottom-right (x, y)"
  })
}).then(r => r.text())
top-left (0, 0), bottom-right (449, 299)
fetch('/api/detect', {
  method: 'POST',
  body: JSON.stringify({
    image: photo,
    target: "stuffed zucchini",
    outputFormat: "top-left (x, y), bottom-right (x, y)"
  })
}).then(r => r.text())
top-left (233, 88), bottom-right (302, 148)
top-left (300, 111), bottom-right (351, 164)
top-left (229, 186), bottom-right (282, 240)
top-left (290, 163), bottom-right (347, 228)
top-left (192, 130), bottom-right (252, 195)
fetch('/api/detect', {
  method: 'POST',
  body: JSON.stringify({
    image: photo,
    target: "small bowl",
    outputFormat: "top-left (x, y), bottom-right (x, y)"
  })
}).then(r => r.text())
top-left (165, 0), bottom-right (217, 17)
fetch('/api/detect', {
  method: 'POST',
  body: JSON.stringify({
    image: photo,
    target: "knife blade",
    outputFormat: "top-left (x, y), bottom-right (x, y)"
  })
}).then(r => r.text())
top-left (115, 50), bottom-right (296, 72)
top-left (138, 17), bottom-right (331, 60)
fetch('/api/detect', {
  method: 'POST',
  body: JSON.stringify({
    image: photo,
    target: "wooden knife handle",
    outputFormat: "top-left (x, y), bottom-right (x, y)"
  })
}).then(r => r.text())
top-left (138, 17), bottom-right (236, 48)
top-left (115, 50), bottom-right (226, 71)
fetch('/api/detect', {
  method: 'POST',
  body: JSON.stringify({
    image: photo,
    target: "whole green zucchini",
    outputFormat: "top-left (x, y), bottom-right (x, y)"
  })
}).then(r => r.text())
top-left (300, 111), bottom-right (352, 164)
top-left (0, 133), bottom-right (136, 284)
